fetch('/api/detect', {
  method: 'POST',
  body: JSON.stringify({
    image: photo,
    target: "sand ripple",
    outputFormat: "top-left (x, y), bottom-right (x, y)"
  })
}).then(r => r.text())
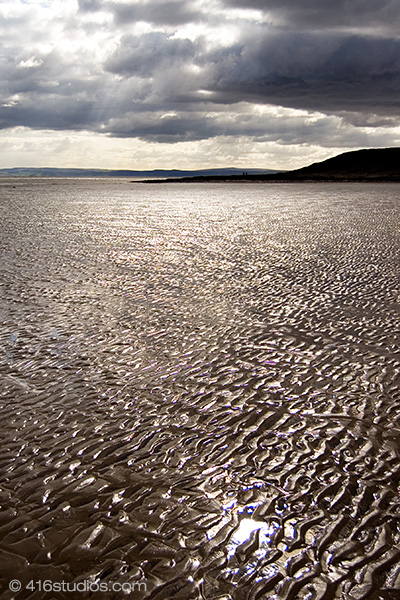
top-left (0, 180), bottom-right (399, 599)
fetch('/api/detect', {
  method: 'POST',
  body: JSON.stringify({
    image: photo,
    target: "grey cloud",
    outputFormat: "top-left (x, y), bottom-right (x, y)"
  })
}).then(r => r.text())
top-left (104, 113), bottom-right (217, 141)
top-left (1, 50), bottom-right (101, 100)
top-left (0, 97), bottom-right (99, 131)
top-left (223, 0), bottom-right (400, 32)
top-left (102, 107), bottom-right (399, 149)
top-left (109, 1), bottom-right (201, 26)
top-left (0, 0), bottom-right (399, 149)
top-left (202, 31), bottom-right (400, 121)
top-left (338, 112), bottom-right (399, 129)
top-left (78, 0), bottom-right (203, 26)
top-left (78, 0), bottom-right (104, 11)
top-left (104, 32), bottom-right (197, 76)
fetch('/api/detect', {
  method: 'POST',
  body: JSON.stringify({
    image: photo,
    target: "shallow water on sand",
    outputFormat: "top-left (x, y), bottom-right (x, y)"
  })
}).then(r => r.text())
top-left (0, 179), bottom-right (399, 599)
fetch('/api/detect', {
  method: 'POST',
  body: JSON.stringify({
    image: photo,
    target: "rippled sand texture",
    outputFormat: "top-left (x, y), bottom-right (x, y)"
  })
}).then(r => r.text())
top-left (1, 180), bottom-right (399, 599)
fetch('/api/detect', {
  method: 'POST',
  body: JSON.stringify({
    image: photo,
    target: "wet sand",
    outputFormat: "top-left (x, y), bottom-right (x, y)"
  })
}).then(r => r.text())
top-left (0, 180), bottom-right (399, 599)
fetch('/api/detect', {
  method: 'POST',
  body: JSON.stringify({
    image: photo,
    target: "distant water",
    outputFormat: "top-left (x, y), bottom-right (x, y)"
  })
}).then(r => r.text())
top-left (0, 179), bottom-right (399, 599)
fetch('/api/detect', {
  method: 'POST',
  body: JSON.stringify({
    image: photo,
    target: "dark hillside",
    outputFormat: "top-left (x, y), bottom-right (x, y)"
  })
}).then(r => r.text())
top-left (288, 147), bottom-right (400, 181)
top-left (148, 148), bottom-right (400, 183)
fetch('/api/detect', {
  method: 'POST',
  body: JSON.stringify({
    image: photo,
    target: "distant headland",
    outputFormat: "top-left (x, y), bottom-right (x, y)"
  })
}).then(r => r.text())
top-left (144, 148), bottom-right (400, 183)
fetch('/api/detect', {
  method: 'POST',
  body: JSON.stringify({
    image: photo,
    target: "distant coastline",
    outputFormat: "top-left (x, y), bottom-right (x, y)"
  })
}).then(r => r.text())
top-left (143, 148), bottom-right (400, 183)
top-left (0, 167), bottom-right (278, 179)
top-left (1, 148), bottom-right (399, 183)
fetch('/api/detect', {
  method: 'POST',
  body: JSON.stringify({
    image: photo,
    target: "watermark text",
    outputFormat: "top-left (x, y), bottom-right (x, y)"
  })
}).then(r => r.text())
top-left (9, 579), bottom-right (147, 594)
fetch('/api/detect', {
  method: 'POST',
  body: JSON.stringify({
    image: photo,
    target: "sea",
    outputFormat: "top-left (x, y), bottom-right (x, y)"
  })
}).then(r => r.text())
top-left (0, 179), bottom-right (399, 599)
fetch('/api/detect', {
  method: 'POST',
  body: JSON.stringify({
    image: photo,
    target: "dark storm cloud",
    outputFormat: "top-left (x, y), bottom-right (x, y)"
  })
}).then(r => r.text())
top-left (104, 113), bottom-right (218, 141)
top-left (202, 30), bottom-right (400, 122)
top-left (104, 32), bottom-right (197, 76)
top-left (223, 0), bottom-right (400, 32)
top-left (0, 99), bottom-right (98, 131)
top-left (0, 0), bottom-right (399, 148)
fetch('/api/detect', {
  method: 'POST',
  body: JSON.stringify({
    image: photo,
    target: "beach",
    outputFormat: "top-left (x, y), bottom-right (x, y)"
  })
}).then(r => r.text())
top-left (1, 179), bottom-right (399, 599)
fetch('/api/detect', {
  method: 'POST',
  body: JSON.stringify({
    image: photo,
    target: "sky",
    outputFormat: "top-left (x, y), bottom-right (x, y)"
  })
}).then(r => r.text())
top-left (0, 0), bottom-right (399, 170)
